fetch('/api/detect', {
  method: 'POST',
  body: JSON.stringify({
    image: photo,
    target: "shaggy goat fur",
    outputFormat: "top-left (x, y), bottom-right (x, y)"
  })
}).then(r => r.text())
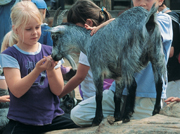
top-left (49, 4), bottom-right (166, 125)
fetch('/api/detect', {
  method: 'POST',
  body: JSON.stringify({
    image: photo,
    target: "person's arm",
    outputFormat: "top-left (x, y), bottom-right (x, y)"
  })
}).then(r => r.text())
top-left (0, 79), bottom-right (7, 89)
top-left (59, 63), bottom-right (89, 98)
top-left (85, 18), bottom-right (115, 36)
top-left (165, 97), bottom-right (180, 104)
top-left (169, 46), bottom-right (174, 58)
top-left (46, 57), bottom-right (64, 96)
top-left (4, 57), bottom-right (51, 98)
top-left (0, 95), bottom-right (10, 103)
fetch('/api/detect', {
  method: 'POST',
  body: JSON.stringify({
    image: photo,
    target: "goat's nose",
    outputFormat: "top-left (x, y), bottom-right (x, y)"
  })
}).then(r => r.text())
top-left (51, 54), bottom-right (58, 61)
top-left (53, 56), bottom-right (59, 61)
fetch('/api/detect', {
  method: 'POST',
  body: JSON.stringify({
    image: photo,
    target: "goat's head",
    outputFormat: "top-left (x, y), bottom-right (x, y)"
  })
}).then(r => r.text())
top-left (49, 24), bottom-right (77, 69)
top-left (48, 8), bottom-right (77, 69)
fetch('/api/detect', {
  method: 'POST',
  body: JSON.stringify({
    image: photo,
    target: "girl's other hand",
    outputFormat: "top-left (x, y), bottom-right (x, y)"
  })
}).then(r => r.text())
top-left (45, 55), bottom-right (58, 71)
top-left (164, 97), bottom-right (180, 105)
top-left (35, 57), bottom-right (52, 73)
top-left (85, 24), bottom-right (99, 36)
top-left (0, 95), bottom-right (10, 103)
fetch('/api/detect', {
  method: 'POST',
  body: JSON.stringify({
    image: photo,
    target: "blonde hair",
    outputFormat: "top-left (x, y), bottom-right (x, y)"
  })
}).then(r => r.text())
top-left (1, 31), bottom-right (17, 52)
top-left (10, 1), bottom-right (42, 41)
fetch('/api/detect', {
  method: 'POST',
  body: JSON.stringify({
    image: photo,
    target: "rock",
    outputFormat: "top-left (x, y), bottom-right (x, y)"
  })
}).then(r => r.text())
top-left (45, 102), bottom-right (180, 134)
top-left (160, 101), bottom-right (180, 118)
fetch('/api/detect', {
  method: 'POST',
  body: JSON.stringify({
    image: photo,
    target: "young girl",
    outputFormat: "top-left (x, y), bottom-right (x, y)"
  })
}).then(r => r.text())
top-left (31, 0), bottom-right (76, 84)
top-left (71, 0), bottom-right (173, 126)
top-left (0, 1), bottom-right (78, 134)
top-left (58, 0), bottom-right (113, 100)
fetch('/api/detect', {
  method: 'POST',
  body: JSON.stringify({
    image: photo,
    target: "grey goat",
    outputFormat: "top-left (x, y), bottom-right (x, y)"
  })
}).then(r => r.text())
top-left (49, 4), bottom-right (166, 125)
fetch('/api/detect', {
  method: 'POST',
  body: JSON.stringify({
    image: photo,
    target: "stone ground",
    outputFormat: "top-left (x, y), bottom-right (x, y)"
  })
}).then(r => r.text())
top-left (45, 102), bottom-right (180, 134)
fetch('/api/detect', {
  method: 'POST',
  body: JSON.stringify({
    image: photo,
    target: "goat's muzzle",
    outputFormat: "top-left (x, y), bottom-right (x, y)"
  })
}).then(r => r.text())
top-left (51, 54), bottom-right (59, 61)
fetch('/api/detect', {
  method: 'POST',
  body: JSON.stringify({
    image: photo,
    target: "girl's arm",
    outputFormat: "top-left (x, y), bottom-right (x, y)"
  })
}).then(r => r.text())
top-left (4, 57), bottom-right (50, 98)
top-left (46, 61), bottom-right (64, 96)
top-left (0, 95), bottom-right (10, 103)
top-left (85, 18), bottom-right (115, 36)
top-left (59, 63), bottom-right (89, 98)
top-left (169, 47), bottom-right (174, 58)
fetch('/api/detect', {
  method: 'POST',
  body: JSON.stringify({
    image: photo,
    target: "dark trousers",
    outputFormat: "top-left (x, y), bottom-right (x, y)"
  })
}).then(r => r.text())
top-left (2, 113), bottom-right (79, 134)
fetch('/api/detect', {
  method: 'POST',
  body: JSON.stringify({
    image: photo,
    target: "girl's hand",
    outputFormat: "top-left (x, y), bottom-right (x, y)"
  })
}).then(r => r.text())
top-left (85, 18), bottom-right (115, 36)
top-left (85, 24), bottom-right (99, 36)
top-left (45, 56), bottom-right (58, 71)
top-left (0, 95), bottom-right (10, 103)
top-left (35, 57), bottom-right (52, 73)
top-left (164, 97), bottom-right (180, 105)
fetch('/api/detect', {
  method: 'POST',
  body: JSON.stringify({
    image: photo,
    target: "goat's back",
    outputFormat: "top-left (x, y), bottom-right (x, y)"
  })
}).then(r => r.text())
top-left (87, 6), bottom-right (159, 84)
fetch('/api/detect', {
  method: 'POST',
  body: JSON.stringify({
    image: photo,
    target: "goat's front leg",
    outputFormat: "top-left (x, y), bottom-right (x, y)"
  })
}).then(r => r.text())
top-left (114, 81), bottom-right (125, 121)
top-left (153, 77), bottom-right (163, 115)
top-left (122, 78), bottom-right (137, 123)
top-left (92, 75), bottom-right (104, 126)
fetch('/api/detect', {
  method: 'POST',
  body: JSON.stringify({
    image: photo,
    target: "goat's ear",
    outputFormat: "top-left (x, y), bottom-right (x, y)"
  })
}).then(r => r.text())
top-left (46, 25), bottom-right (66, 34)
top-left (145, 3), bottom-right (158, 34)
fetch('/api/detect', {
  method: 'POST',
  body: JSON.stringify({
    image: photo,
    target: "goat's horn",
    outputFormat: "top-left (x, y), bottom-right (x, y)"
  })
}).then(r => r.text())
top-left (57, 9), bottom-right (69, 25)
top-left (52, 7), bottom-right (62, 27)
top-left (65, 55), bottom-right (77, 70)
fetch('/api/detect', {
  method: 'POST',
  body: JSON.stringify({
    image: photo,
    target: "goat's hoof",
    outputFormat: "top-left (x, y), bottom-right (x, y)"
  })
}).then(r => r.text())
top-left (122, 114), bottom-right (131, 123)
top-left (152, 109), bottom-right (159, 115)
top-left (92, 116), bottom-right (103, 126)
top-left (122, 118), bottom-right (130, 123)
top-left (114, 114), bottom-right (122, 121)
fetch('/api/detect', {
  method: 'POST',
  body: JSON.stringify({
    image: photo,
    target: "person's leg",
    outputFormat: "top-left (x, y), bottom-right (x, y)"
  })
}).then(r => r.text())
top-left (131, 97), bottom-right (156, 120)
top-left (71, 90), bottom-right (116, 126)
top-left (3, 114), bottom-right (79, 134)
top-left (71, 90), bottom-right (158, 126)
top-left (42, 113), bottom-right (79, 132)
top-left (2, 120), bottom-right (42, 134)
top-left (166, 80), bottom-right (180, 99)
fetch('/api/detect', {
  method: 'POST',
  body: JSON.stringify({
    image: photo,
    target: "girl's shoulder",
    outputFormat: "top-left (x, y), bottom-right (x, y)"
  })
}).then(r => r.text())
top-left (1, 45), bottom-right (17, 55)
top-left (157, 12), bottom-right (172, 34)
top-left (157, 12), bottom-right (172, 24)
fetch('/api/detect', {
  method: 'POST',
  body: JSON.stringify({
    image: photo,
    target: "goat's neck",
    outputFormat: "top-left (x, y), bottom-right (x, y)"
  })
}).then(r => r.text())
top-left (68, 26), bottom-right (91, 55)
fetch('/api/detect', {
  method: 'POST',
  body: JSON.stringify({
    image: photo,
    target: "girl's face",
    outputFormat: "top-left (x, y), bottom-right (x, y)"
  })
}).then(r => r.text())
top-left (15, 17), bottom-right (41, 47)
top-left (132, 0), bottom-right (163, 11)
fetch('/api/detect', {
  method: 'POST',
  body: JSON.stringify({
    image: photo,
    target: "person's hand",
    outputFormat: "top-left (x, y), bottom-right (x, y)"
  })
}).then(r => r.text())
top-left (45, 55), bottom-right (58, 71)
top-left (35, 56), bottom-right (53, 73)
top-left (0, 95), bottom-right (10, 103)
top-left (85, 24), bottom-right (99, 36)
top-left (164, 97), bottom-right (180, 105)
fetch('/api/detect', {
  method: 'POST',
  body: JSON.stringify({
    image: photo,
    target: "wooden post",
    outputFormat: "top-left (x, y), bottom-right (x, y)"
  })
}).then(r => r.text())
top-left (100, 0), bottom-right (111, 10)
top-left (166, 0), bottom-right (170, 8)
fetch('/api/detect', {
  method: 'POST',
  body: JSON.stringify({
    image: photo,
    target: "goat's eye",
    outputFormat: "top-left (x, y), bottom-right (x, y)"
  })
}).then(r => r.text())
top-left (52, 35), bottom-right (58, 41)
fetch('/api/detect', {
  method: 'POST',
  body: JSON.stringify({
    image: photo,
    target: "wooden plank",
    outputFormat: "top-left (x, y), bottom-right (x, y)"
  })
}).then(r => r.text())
top-left (99, 0), bottom-right (111, 10)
